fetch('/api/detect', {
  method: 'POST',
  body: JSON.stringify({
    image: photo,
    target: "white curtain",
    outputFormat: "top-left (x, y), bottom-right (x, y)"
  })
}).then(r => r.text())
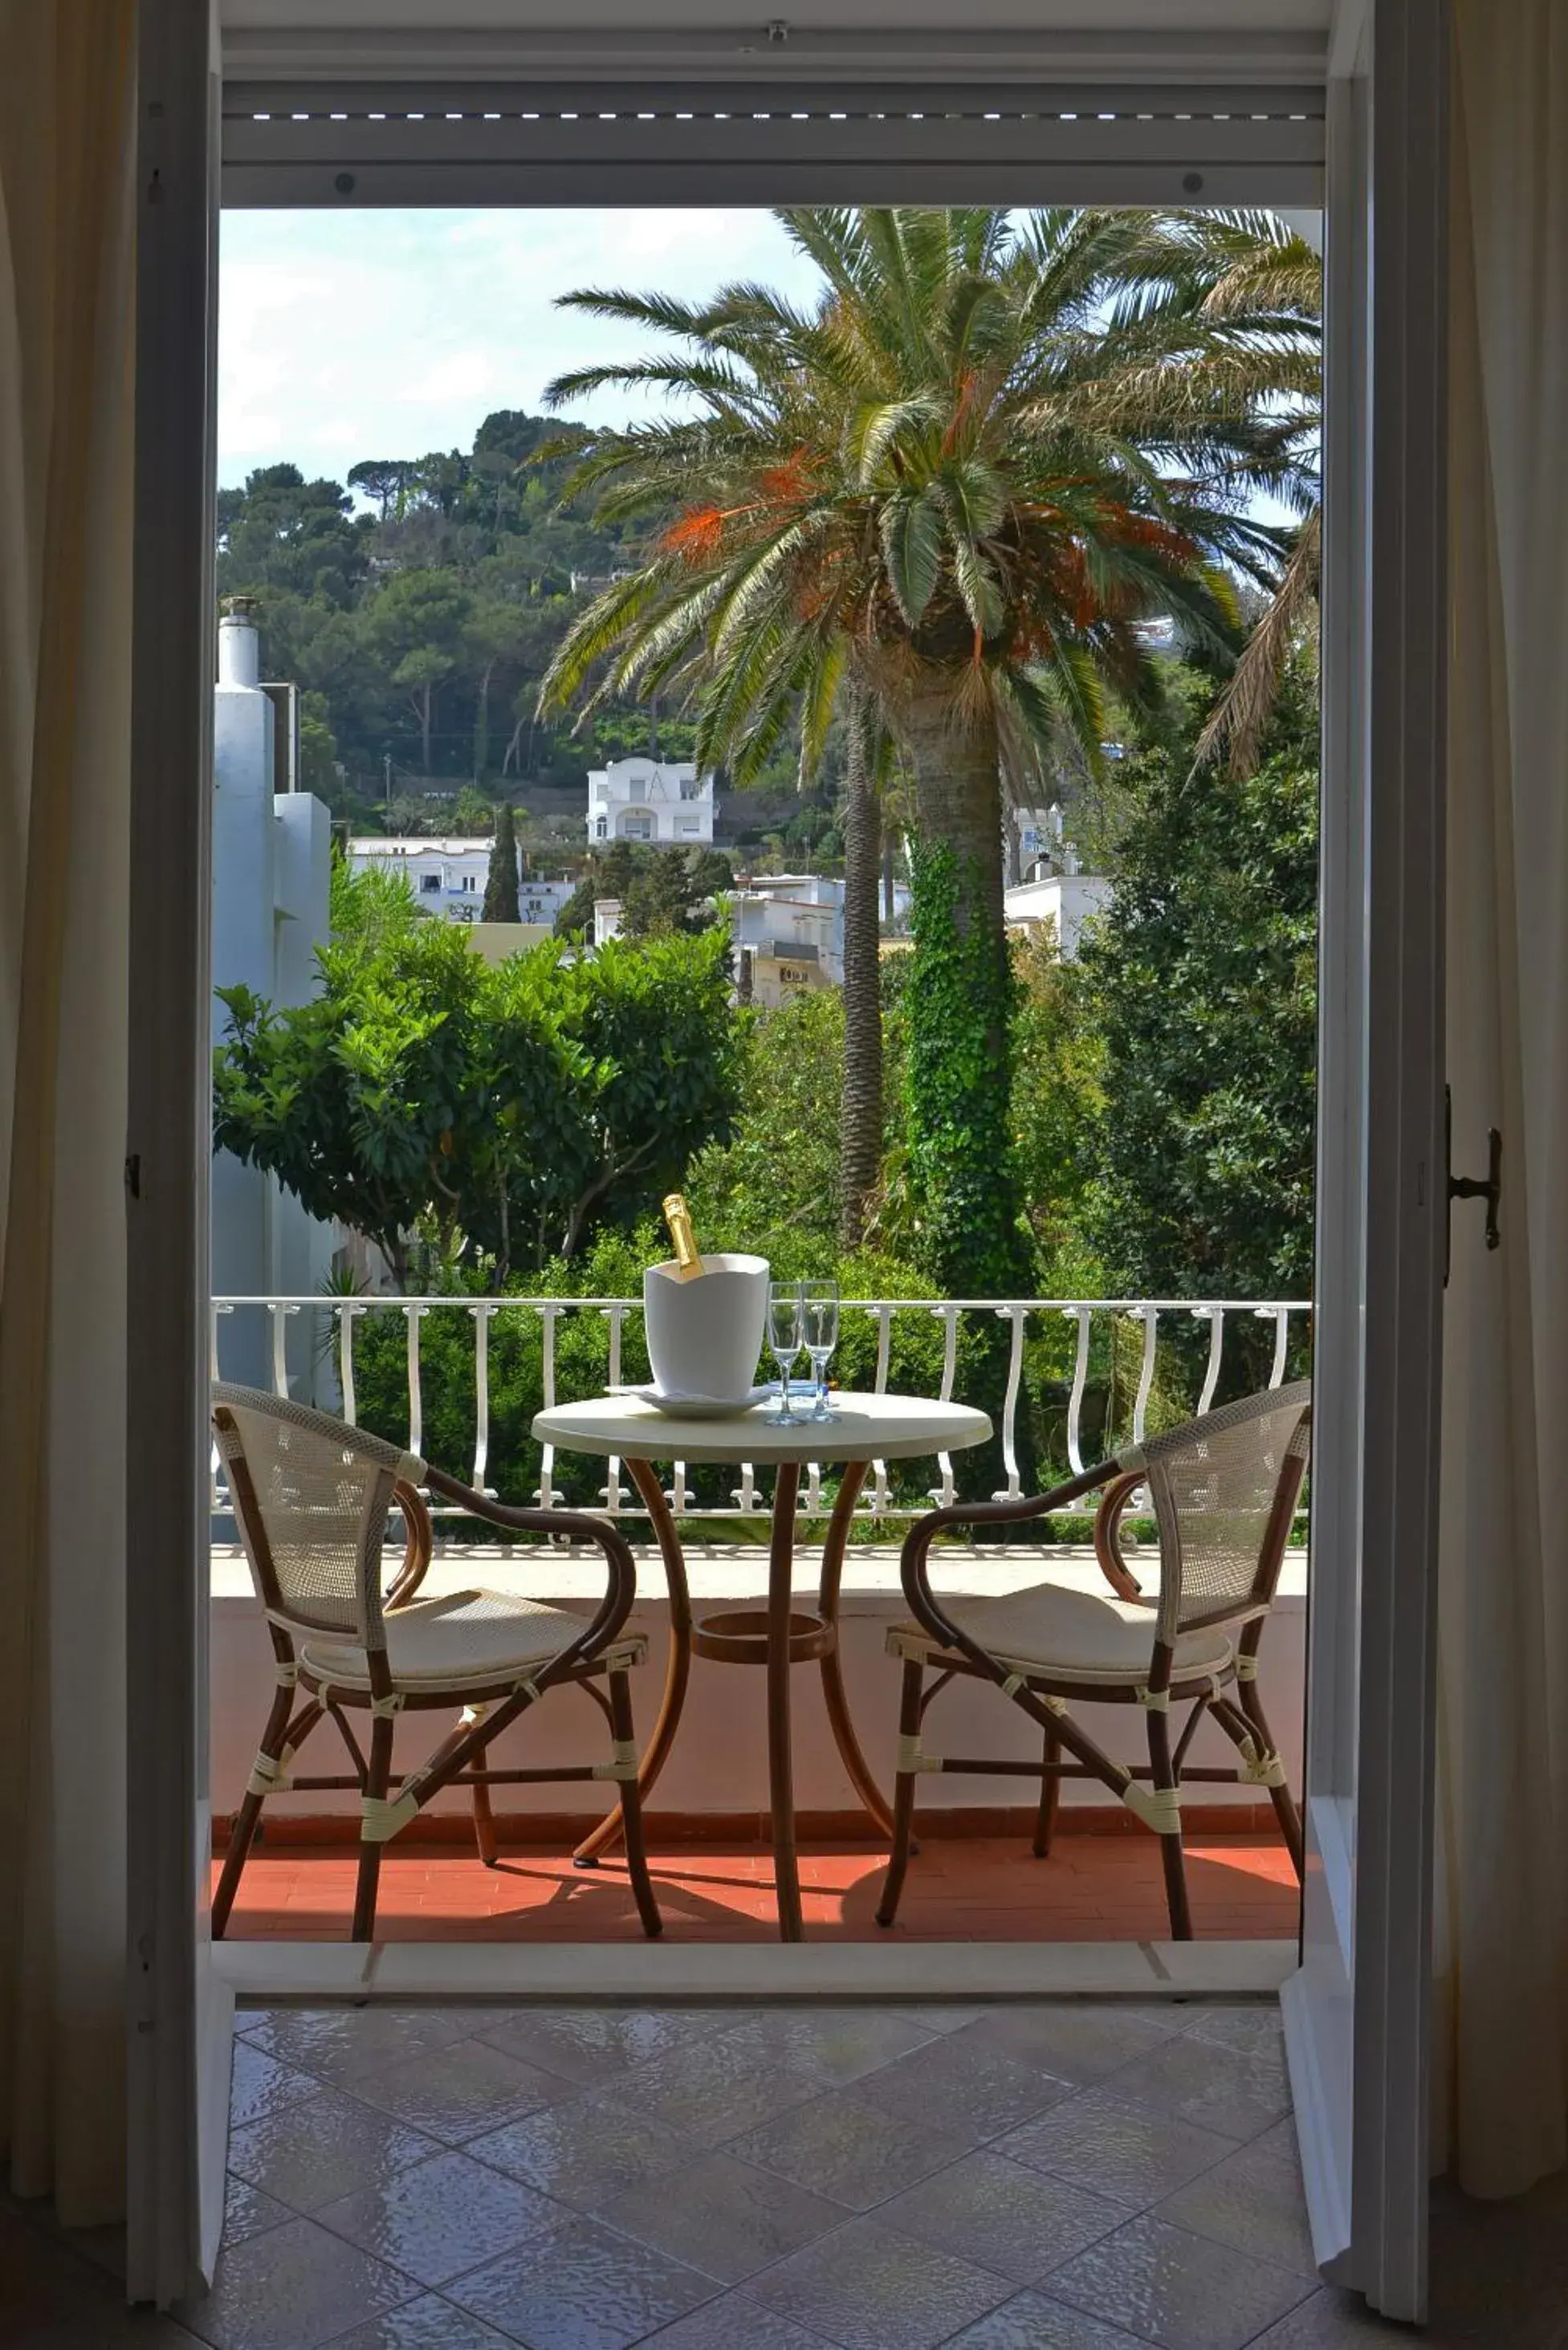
top-left (1437, 0), bottom-right (1568, 2200)
top-left (0, 1), bottom-right (136, 2226)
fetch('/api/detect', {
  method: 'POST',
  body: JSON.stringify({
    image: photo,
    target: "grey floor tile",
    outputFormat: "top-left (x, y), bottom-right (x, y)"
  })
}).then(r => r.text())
top-left (601, 2149), bottom-right (843, 2284)
top-left (466, 2087), bottom-right (697, 2211)
top-left (712, 2006), bottom-right (939, 2088)
top-left (349, 2038), bottom-right (569, 2146)
top-left (447, 2214), bottom-right (715, 2350)
top-left (228, 2088), bottom-right (441, 2214)
top-left (1100, 2030), bottom-right (1292, 2144)
top-left (877, 2149), bottom-right (1124, 2285)
top-left (1155, 2119), bottom-right (1317, 2278)
top-left (237, 2007), bottom-right (476, 2088)
top-left (944, 2291), bottom-right (1152, 2349)
top-left (955, 2008), bottom-right (1180, 2087)
top-left (229, 2043), bottom-right (322, 2128)
top-left (1045, 2213), bottom-right (1314, 2350)
top-left (316, 2149), bottom-right (568, 2288)
top-left (749, 2216), bottom-right (1012, 2350)
top-left (177, 2214), bottom-right (416, 2350)
top-left (632, 2294), bottom-right (831, 2348)
top-left (996, 2087), bottom-right (1236, 2211)
top-left (894, 2005), bottom-right (988, 2034)
top-left (730, 2087), bottom-right (969, 2210)
top-left (473, 2008), bottom-right (722, 2087)
top-left (221, 2178), bottom-right (292, 2250)
top-left (621, 2036), bottom-right (820, 2150)
top-left (318, 2298), bottom-right (519, 2348)
top-left (854, 2033), bottom-right (1075, 2146)
top-left (1175, 2004), bottom-right (1286, 2059)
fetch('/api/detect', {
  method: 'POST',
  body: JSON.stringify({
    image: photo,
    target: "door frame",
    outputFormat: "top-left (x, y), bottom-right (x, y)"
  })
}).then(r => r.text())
top-left (1283, 0), bottom-right (1449, 2324)
top-left (124, 0), bottom-right (229, 2307)
top-left (128, 11), bottom-right (1452, 2309)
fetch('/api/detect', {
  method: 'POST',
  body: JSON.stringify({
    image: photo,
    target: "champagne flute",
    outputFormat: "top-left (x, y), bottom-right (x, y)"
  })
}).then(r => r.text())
top-left (801, 1278), bottom-right (841, 1419)
top-left (765, 1281), bottom-right (804, 1424)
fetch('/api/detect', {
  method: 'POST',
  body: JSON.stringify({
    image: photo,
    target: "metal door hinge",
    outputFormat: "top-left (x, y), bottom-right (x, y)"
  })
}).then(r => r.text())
top-left (1445, 1086), bottom-right (1501, 1284)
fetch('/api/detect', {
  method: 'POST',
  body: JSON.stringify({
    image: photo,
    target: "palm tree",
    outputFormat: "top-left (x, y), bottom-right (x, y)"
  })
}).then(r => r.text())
top-left (537, 206), bottom-right (1316, 1281)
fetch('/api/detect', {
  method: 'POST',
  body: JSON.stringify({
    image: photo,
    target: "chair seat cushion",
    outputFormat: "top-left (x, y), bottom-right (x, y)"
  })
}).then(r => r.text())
top-left (887, 1576), bottom-right (1233, 1687)
top-left (300, 1586), bottom-right (646, 1694)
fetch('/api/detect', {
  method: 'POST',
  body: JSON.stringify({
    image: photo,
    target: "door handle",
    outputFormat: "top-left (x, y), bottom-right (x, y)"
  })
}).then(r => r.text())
top-left (1445, 1085), bottom-right (1501, 1284)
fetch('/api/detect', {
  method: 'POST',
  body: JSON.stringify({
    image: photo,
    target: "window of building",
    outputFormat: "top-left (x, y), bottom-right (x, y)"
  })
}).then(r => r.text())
top-left (420, 873), bottom-right (441, 893)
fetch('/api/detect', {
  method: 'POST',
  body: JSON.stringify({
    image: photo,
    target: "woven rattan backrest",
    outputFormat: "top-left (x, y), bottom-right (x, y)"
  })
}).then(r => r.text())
top-left (1131, 1380), bottom-right (1311, 1643)
top-left (213, 1383), bottom-right (423, 1648)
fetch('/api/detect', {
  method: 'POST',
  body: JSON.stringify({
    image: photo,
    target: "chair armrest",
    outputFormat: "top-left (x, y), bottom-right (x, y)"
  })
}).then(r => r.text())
top-left (898, 1459), bottom-right (1121, 1688)
top-left (1093, 1472), bottom-right (1148, 1604)
top-left (385, 1480), bottom-right (434, 1611)
top-left (422, 1465), bottom-right (639, 1674)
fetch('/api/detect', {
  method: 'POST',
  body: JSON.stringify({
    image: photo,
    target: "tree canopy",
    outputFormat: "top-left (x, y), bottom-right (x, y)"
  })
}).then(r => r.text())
top-left (213, 898), bottom-right (742, 1289)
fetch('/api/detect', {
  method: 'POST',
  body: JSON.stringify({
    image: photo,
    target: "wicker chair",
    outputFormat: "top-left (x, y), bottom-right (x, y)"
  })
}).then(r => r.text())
top-left (876, 1380), bottom-right (1310, 1941)
top-left (210, 1383), bottom-right (662, 1943)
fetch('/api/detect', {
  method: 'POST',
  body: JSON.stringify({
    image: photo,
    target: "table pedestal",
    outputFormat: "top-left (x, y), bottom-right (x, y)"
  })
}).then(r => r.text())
top-left (572, 1452), bottom-right (893, 1941)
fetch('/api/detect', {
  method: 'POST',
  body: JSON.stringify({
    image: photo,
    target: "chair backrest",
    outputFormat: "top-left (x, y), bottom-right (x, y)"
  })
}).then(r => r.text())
top-left (1128, 1379), bottom-right (1311, 1644)
top-left (212, 1383), bottom-right (423, 1650)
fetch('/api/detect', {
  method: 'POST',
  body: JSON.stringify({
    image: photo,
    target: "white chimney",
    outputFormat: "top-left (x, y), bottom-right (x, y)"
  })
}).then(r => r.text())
top-left (218, 597), bottom-right (261, 689)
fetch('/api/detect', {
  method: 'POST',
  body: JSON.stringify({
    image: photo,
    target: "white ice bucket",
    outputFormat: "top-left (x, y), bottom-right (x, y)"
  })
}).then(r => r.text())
top-left (643, 1252), bottom-right (770, 1403)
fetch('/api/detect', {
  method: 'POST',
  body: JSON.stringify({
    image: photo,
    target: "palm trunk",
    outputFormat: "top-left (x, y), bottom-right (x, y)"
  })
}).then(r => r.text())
top-left (899, 696), bottom-right (1029, 1496)
top-left (838, 707), bottom-right (883, 1249)
top-left (899, 694), bottom-right (1025, 1297)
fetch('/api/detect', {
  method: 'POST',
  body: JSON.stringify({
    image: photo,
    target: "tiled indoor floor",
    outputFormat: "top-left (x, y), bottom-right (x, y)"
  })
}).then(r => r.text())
top-left (180, 1998), bottom-right (1346, 2348)
top-left (10, 2005), bottom-right (1568, 2350)
top-left (213, 1835), bottom-right (1299, 1943)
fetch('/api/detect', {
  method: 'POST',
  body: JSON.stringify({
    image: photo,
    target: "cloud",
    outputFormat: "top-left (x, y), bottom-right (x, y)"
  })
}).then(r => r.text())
top-left (218, 207), bottom-right (822, 487)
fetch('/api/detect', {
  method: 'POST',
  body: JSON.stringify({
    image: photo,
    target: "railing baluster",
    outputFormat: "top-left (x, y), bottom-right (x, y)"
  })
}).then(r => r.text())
top-left (403, 1303), bottom-right (427, 1458)
top-left (992, 1304), bottom-right (1027, 1501)
top-left (1130, 1305), bottom-right (1159, 1448)
top-left (1257, 1305), bottom-right (1290, 1387)
top-left (336, 1301), bottom-right (364, 1424)
top-left (269, 1301), bottom-right (299, 1398)
top-left (1062, 1305), bottom-right (1091, 1474)
top-left (928, 1305), bottom-right (960, 1507)
top-left (601, 1305), bottom-right (627, 1513)
top-left (210, 1301), bottom-right (232, 1507)
top-left (535, 1303), bottom-right (561, 1507)
top-left (470, 1305), bottom-right (495, 1492)
top-left (1193, 1305), bottom-right (1226, 1415)
top-left (867, 1303), bottom-right (894, 1513)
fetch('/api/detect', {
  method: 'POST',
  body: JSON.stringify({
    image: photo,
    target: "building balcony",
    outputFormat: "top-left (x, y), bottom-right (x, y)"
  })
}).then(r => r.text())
top-left (210, 1291), bottom-right (1307, 1954)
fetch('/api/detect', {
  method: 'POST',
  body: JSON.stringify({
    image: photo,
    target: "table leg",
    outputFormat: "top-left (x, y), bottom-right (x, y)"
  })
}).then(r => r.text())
top-left (572, 1457), bottom-right (693, 1867)
top-left (815, 1459), bottom-right (896, 1839)
top-left (768, 1460), bottom-right (804, 1942)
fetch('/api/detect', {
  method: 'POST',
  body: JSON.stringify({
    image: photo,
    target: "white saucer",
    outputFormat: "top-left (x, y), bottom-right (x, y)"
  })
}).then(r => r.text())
top-left (614, 1383), bottom-right (773, 1419)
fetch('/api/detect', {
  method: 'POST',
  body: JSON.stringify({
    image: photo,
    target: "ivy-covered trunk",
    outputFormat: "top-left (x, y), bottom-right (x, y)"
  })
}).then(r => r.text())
top-left (838, 703), bottom-right (883, 1248)
top-left (902, 697), bottom-right (1031, 1496)
top-left (901, 698), bottom-right (1025, 1296)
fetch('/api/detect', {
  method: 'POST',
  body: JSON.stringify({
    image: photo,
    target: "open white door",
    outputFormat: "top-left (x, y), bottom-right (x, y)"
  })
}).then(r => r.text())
top-left (1283, 0), bottom-right (1448, 2324)
top-left (124, 0), bottom-right (232, 2305)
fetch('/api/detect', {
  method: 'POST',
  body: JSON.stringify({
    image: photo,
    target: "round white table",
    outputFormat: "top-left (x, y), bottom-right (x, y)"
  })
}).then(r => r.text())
top-left (532, 1391), bottom-right (991, 1941)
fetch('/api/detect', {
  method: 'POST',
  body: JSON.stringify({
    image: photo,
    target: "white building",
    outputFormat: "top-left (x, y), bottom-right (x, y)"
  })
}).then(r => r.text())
top-left (1003, 872), bottom-right (1114, 959)
top-left (586, 756), bottom-right (716, 845)
top-left (347, 836), bottom-right (576, 929)
top-left (211, 604), bottom-right (335, 1386)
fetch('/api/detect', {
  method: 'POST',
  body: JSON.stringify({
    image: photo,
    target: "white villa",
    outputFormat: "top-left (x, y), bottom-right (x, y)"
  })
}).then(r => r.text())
top-left (587, 754), bottom-right (716, 845)
top-left (348, 836), bottom-right (576, 929)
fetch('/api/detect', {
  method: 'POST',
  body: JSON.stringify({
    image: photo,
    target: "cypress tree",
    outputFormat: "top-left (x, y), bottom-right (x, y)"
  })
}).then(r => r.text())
top-left (483, 801), bottom-right (519, 923)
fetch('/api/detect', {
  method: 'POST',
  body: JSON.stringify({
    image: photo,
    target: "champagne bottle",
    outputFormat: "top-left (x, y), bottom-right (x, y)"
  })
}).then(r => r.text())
top-left (662, 1192), bottom-right (703, 1281)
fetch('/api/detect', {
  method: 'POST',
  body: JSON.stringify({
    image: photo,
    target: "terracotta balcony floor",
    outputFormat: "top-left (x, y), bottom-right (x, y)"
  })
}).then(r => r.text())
top-left (214, 1832), bottom-right (1297, 1942)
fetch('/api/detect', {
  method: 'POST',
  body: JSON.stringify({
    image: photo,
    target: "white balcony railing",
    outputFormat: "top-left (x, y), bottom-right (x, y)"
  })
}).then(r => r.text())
top-left (211, 1293), bottom-right (1309, 1530)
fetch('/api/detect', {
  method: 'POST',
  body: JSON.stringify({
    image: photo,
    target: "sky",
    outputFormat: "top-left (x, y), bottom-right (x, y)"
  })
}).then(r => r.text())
top-left (218, 208), bottom-right (826, 491)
